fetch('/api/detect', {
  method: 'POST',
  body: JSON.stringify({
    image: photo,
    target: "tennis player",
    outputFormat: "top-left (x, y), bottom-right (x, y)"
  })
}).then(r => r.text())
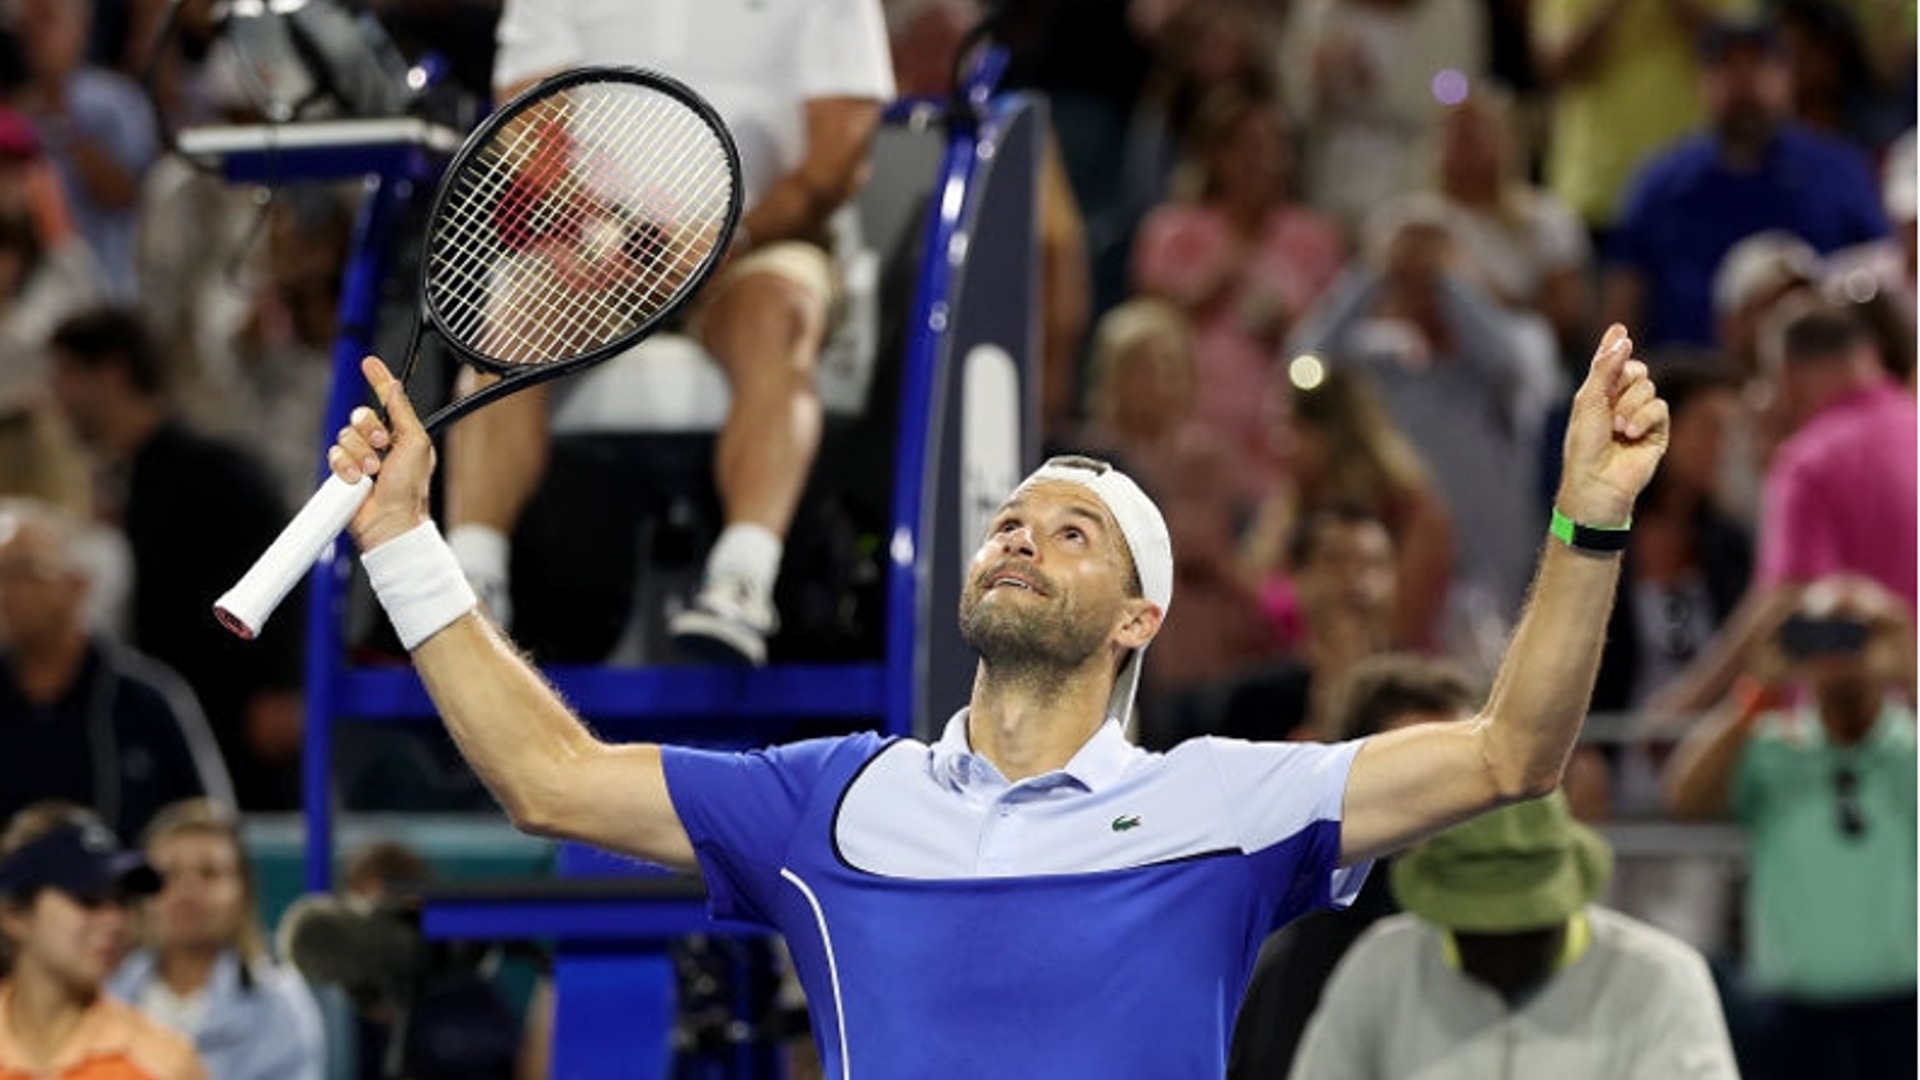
top-left (325, 322), bottom-right (1667, 1077)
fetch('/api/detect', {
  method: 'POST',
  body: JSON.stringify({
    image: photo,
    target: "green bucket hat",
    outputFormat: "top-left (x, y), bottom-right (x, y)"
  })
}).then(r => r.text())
top-left (1390, 792), bottom-right (1613, 933)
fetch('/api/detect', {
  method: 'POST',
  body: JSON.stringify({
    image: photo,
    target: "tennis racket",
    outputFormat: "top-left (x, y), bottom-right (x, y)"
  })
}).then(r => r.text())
top-left (214, 66), bottom-right (742, 639)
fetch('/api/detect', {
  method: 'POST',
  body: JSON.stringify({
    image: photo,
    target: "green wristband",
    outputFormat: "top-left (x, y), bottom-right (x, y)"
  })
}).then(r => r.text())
top-left (1549, 507), bottom-right (1630, 553)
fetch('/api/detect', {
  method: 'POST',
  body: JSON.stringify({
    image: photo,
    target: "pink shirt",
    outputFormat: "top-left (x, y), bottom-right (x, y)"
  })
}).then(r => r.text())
top-left (1132, 204), bottom-right (1345, 484)
top-left (1756, 379), bottom-right (1918, 606)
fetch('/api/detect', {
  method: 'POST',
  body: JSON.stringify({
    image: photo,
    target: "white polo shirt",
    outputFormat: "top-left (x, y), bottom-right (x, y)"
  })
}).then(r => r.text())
top-left (493, 0), bottom-right (896, 208)
top-left (662, 714), bottom-right (1369, 1079)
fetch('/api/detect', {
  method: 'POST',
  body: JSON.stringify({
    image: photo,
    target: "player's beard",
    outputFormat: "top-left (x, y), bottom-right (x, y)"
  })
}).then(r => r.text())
top-left (958, 571), bottom-right (1114, 689)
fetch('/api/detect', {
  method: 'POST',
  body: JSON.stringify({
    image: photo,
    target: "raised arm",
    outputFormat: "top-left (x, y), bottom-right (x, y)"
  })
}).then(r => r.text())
top-left (331, 357), bottom-right (696, 871)
top-left (1337, 324), bottom-right (1668, 864)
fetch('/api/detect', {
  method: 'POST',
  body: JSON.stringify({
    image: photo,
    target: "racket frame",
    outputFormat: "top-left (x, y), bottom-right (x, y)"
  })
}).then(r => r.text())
top-left (403, 64), bottom-right (744, 433)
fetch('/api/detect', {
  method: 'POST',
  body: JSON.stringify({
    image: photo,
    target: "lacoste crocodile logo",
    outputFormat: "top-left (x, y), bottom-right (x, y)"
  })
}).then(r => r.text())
top-left (1111, 814), bottom-right (1143, 832)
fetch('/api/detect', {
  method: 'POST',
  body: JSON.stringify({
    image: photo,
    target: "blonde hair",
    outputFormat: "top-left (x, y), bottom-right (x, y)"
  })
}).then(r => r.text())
top-left (1083, 298), bottom-right (1195, 426)
top-left (1291, 366), bottom-right (1432, 507)
top-left (0, 400), bottom-right (91, 517)
top-left (140, 799), bottom-right (269, 967)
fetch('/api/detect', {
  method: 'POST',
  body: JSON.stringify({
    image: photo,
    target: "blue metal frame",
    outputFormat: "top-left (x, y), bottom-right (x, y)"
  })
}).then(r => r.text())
top-left (302, 169), bottom-right (424, 892)
top-left (882, 50), bottom-right (1017, 740)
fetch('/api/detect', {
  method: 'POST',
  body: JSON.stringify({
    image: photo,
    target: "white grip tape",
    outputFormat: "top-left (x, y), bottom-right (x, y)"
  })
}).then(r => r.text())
top-left (360, 519), bottom-right (478, 651)
top-left (214, 473), bottom-right (373, 640)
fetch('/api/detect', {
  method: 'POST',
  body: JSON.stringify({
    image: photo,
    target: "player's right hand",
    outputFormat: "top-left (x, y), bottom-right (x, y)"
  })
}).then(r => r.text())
top-left (329, 355), bottom-right (435, 551)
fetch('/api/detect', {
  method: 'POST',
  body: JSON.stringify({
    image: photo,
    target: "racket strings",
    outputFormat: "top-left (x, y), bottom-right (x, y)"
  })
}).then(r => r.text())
top-left (428, 81), bottom-right (736, 367)
top-left (435, 93), bottom-right (726, 360)
top-left (437, 89), bottom-right (726, 345)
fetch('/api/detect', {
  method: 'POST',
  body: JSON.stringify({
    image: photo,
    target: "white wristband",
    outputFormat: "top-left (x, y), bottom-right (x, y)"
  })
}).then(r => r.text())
top-left (361, 520), bottom-right (478, 651)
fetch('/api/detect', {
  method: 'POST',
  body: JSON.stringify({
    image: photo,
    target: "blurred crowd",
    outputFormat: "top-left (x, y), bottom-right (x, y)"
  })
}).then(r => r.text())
top-left (0, 1), bottom-right (1913, 1078)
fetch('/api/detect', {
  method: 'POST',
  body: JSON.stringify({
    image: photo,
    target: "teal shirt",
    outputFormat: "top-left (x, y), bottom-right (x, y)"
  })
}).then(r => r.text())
top-left (1732, 703), bottom-right (1918, 1001)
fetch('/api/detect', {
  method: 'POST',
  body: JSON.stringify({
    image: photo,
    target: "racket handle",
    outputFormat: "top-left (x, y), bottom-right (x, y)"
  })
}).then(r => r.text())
top-left (214, 474), bottom-right (373, 639)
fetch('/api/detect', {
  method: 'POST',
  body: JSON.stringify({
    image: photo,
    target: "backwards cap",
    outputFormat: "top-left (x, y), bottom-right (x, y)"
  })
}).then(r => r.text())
top-left (1013, 456), bottom-right (1172, 729)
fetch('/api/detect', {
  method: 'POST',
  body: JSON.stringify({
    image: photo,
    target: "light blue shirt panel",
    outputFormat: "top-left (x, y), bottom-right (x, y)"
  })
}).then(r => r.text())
top-left (839, 712), bottom-right (1369, 901)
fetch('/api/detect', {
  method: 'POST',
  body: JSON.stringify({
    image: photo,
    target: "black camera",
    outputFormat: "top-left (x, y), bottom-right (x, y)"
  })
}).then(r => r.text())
top-left (1778, 614), bottom-right (1871, 659)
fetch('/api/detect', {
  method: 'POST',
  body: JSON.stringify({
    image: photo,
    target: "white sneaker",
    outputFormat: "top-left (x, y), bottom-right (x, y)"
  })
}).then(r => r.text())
top-left (669, 574), bottom-right (778, 666)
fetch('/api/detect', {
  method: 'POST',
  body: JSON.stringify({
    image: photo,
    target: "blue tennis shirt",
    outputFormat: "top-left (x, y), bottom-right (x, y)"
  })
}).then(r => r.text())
top-left (662, 714), bottom-right (1370, 1078)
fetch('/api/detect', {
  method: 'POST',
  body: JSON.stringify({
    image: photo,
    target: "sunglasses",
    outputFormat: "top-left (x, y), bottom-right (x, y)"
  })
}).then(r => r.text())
top-left (1834, 766), bottom-right (1867, 841)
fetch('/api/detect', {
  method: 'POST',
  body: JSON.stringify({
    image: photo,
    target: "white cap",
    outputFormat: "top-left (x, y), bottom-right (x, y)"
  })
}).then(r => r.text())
top-left (1712, 230), bottom-right (1822, 315)
top-left (1013, 456), bottom-right (1172, 730)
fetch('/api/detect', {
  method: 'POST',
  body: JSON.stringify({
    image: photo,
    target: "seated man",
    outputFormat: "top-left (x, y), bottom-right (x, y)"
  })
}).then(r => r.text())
top-left (1290, 792), bottom-right (1740, 1079)
top-left (446, 0), bottom-right (896, 666)
top-left (0, 498), bottom-right (233, 840)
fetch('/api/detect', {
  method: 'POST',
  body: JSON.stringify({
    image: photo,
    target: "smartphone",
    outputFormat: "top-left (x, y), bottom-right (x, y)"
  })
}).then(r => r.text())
top-left (1778, 615), bottom-right (1871, 659)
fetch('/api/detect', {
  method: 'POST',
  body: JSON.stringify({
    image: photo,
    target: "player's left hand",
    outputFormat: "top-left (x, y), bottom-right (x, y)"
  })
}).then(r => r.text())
top-left (1556, 323), bottom-right (1668, 527)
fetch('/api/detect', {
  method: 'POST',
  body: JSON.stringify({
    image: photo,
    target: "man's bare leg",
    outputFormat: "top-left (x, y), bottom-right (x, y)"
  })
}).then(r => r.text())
top-left (670, 264), bottom-right (830, 665)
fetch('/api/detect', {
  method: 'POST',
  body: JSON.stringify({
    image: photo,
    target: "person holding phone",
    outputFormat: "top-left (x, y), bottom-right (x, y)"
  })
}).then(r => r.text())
top-left (1664, 574), bottom-right (1917, 1080)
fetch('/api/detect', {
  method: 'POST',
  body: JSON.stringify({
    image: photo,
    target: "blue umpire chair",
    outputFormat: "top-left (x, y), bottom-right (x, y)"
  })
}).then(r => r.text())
top-left (182, 51), bottom-right (1047, 1077)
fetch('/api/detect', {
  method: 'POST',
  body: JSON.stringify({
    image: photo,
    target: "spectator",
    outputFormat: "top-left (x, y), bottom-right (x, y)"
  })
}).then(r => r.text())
top-left (219, 187), bottom-right (355, 510)
top-left (1289, 200), bottom-right (1554, 645)
top-left (1248, 363), bottom-right (1454, 654)
top-left (1711, 229), bottom-right (1822, 379)
top-left (110, 799), bottom-right (325, 1080)
top-left (0, 105), bottom-right (101, 401)
top-left (1603, 14), bottom-right (1890, 349)
top-left (0, 498), bottom-right (232, 842)
top-left (1665, 575), bottom-right (1916, 1080)
top-left (0, 802), bottom-right (207, 1080)
top-left (1289, 791), bottom-right (1741, 1079)
top-left (1821, 126), bottom-right (1918, 382)
top-left (1425, 85), bottom-right (1592, 364)
top-left (997, 0), bottom-right (1155, 317)
top-left (445, 0), bottom-right (896, 668)
top-left (1531, 0), bottom-right (1741, 237)
top-left (0, 395), bottom-right (87, 517)
top-left (1132, 87), bottom-right (1346, 488)
top-left (1702, 231), bottom-right (1823, 525)
top-left (1651, 297), bottom-right (1917, 721)
top-left (1775, 0), bottom-right (1910, 153)
top-left (1072, 299), bottom-right (1272, 706)
top-left (46, 307), bottom-right (304, 811)
top-left (1228, 653), bottom-right (1478, 1079)
top-left (1155, 503), bottom-right (1398, 750)
top-left (1280, 0), bottom-right (1489, 227)
top-left (1750, 297), bottom-right (1916, 606)
top-left (6, 0), bottom-right (159, 299)
top-left (1124, 0), bottom-right (1282, 226)
top-left (0, 398), bottom-right (131, 633)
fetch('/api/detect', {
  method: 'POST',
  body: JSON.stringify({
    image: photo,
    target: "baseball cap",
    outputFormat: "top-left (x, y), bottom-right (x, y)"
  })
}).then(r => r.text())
top-left (0, 822), bottom-right (163, 903)
top-left (1712, 230), bottom-right (1822, 315)
top-left (1013, 455), bottom-right (1172, 730)
top-left (1389, 792), bottom-right (1612, 933)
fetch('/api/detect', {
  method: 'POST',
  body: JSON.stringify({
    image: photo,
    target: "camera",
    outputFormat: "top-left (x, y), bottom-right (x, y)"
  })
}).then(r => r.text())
top-left (1777, 614), bottom-right (1870, 659)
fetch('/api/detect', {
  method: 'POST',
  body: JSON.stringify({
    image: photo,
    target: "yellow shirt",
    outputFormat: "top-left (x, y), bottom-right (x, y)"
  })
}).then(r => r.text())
top-left (0, 985), bottom-right (207, 1080)
top-left (1534, 0), bottom-right (1753, 227)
